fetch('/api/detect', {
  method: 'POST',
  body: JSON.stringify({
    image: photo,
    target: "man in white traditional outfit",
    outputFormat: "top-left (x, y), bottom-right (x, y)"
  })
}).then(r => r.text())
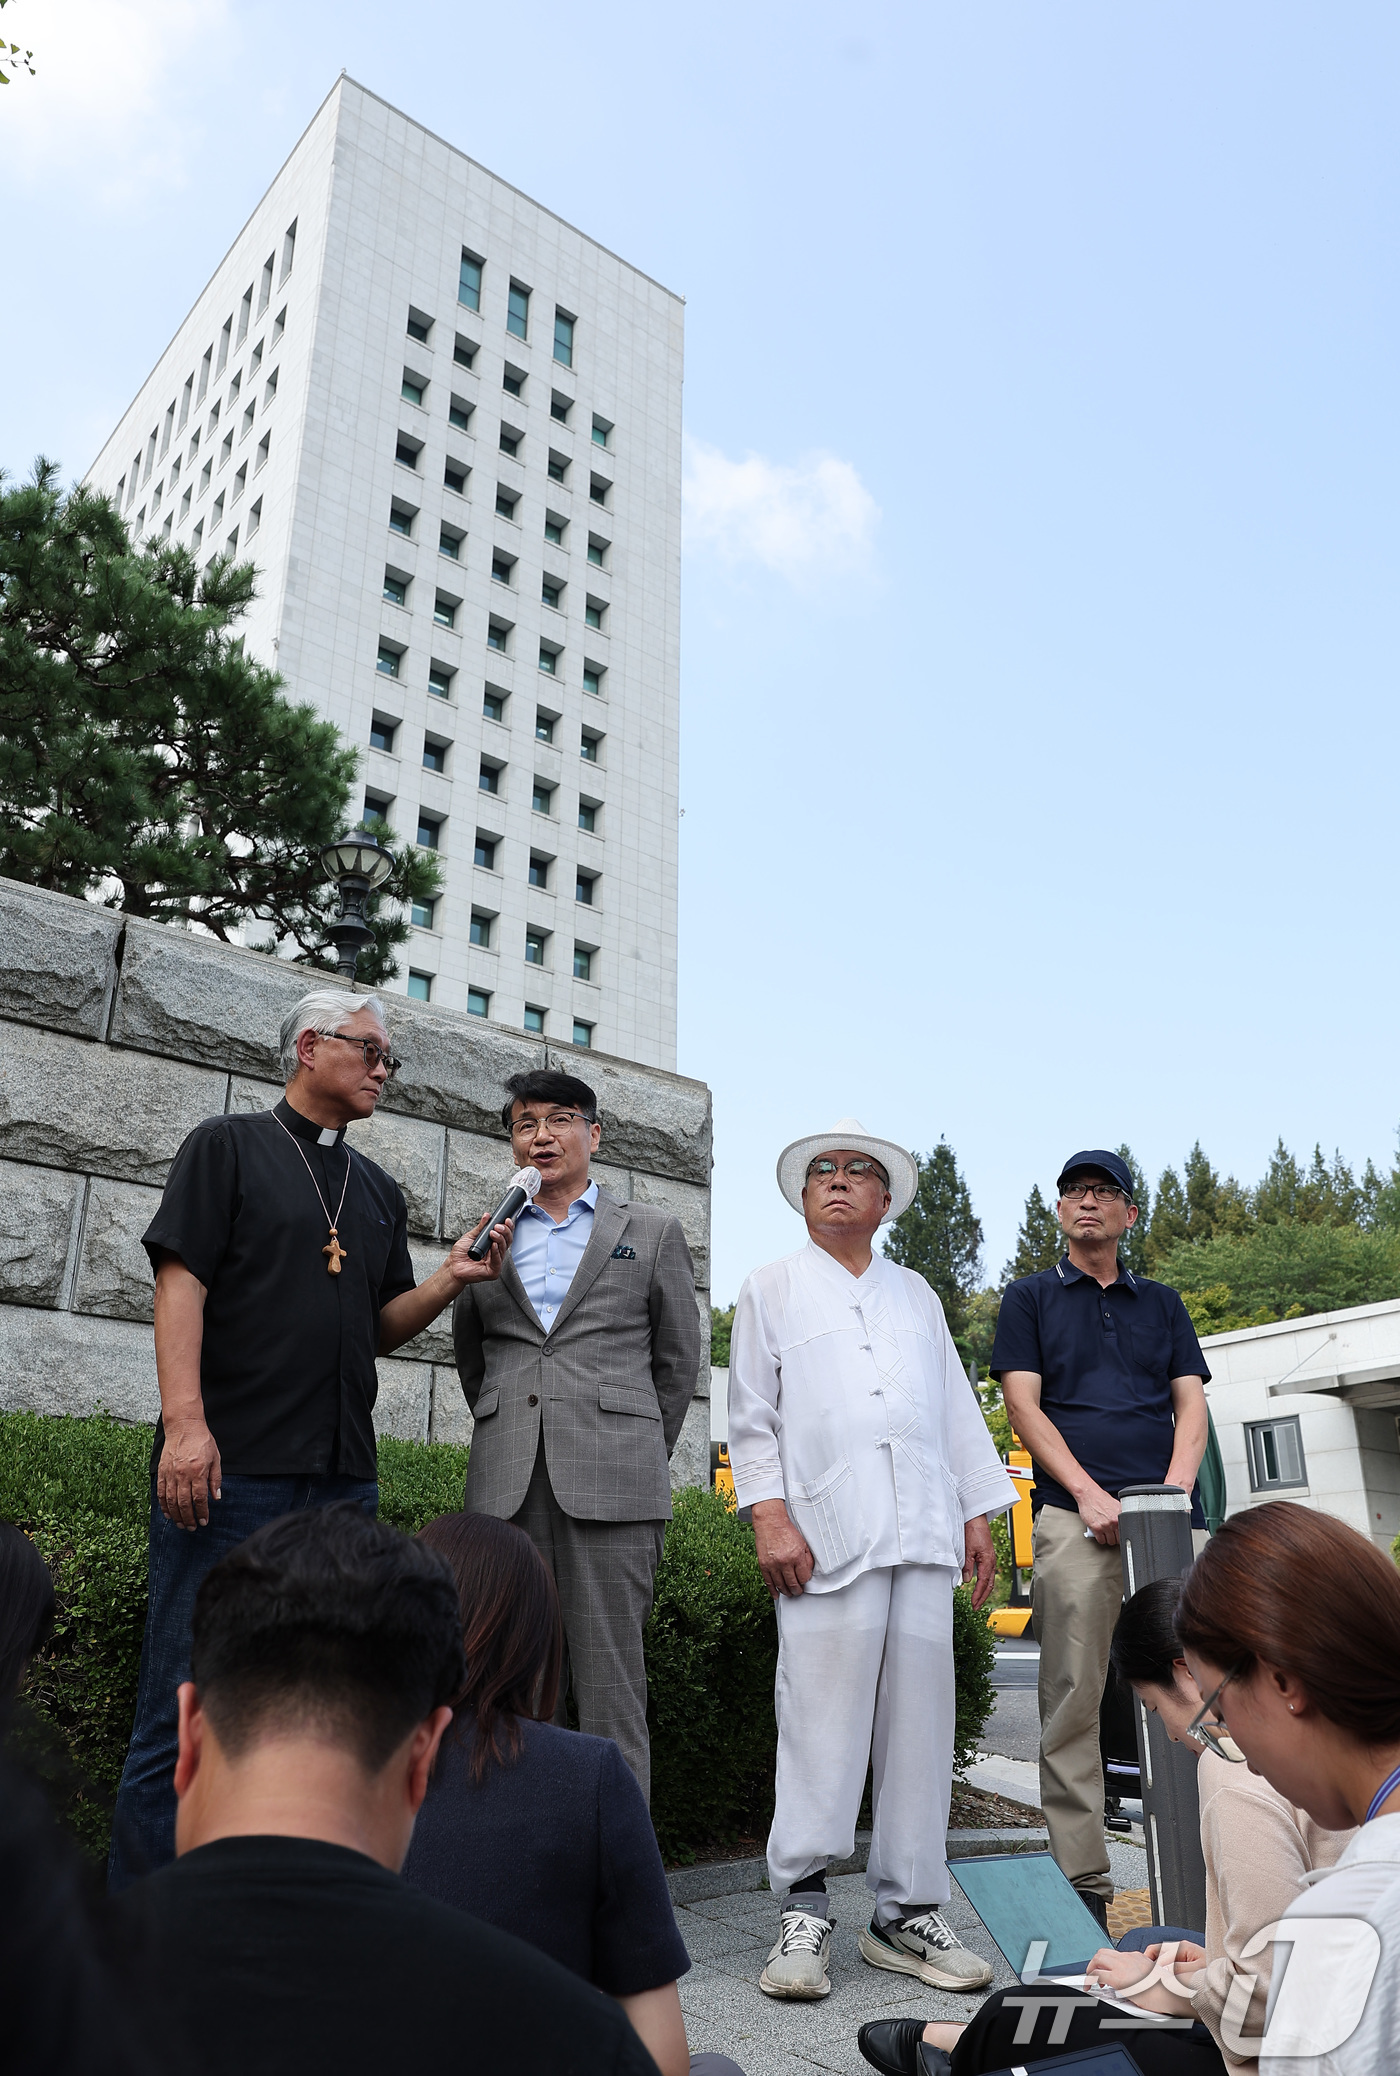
top-left (728, 1120), bottom-right (1017, 2003)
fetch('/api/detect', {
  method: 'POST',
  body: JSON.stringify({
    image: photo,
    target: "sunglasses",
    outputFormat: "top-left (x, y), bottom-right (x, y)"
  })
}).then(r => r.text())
top-left (1186, 1669), bottom-right (1247, 1763)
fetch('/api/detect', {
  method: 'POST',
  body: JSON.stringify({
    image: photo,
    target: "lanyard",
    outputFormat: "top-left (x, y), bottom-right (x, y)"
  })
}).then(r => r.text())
top-left (1364, 1764), bottom-right (1400, 1825)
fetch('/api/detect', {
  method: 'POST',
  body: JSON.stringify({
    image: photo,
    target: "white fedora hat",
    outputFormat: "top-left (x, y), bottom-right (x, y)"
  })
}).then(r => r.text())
top-left (776, 1118), bottom-right (919, 1227)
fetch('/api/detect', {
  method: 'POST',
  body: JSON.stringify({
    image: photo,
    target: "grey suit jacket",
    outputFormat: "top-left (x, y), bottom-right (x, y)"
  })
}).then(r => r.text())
top-left (453, 1188), bottom-right (703, 1523)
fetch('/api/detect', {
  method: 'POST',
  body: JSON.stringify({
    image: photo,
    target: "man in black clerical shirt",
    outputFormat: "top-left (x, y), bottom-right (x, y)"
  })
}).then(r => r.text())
top-left (109, 988), bottom-right (514, 1892)
top-left (120, 1504), bottom-right (655, 2076)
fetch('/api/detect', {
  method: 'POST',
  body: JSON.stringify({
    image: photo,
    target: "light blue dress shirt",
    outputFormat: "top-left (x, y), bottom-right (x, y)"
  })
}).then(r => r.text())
top-left (511, 1180), bottom-right (599, 1332)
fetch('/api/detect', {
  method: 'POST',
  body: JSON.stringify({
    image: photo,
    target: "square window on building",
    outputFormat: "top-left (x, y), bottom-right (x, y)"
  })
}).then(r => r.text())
top-left (407, 971), bottom-right (433, 1002)
top-left (255, 433), bottom-right (271, 474)
top-left (578, 802), bottom-right (596, 833)
top-left (402, 375), bottom-right (425, 408)
top-left (411, 896), bottom-right (436, 929)
top-left (525, 930), bottom-right (546, 966)
top-left (580, 732), bottom-right (600, 763)
top-left (587, 540), bottom-right (606, 567)
top-left (434, 596), bottom-right (456, 628)
top-left (503, 368), bottom-right (524, 397)
top-left (272, 305), bottom-right (287, 344)
top-left (439, 529), bottom-right (461, 560)
top-left (572, 1020), bottom-right (593, 1049)
top-left (554, 310), bottom-right (575, 367)
top-left (250, 342), bottom-right (264, 375)
top-left (417, 814), bottom-right (441, 849)
top-left (550, 394), bottom-right (571, 424)
top-left (507, 282), bottom-right (530, 339)
top-left (483, 690), bottom-right (506, 722)
top-left (499, 430), bottom-right (519, 458)
top-left (487, 623), bottom-right (508, 652)
top-left (407, 315), bottom-right (431, 344)
top-left (389, 505), bottom-right (413, 537)
top-left (364, 790), bottom-right (392, 826)
top-left (547, 452), bottom-right (568, 484)
top-left (583, 667), bottom-right (602, 696)
top-left (474, 833), bottom-right (497, 870)
top-left (449, 401), bottom-right (473, 432)
top-left (376, 646), bottom-right (401, 678)
top-left (422, 739), bottom-right (447, 774)
top-left (1245, 1417), bottom-right (1308, 1492)
top-left (247, 497), bottom-right (261, 538)
top-left (369, 717), bottom-right (397, 753)
top-left (532, 779), bottom-right (554, 815)
top-left (538, 645), bottom-right (557, 676)
top-left (491, 556), bottom-right (514, 585)
top-left (467, 987), bottom-right (491, 1018)
top-left (211, 491), bottom-right (226, 528)
top-left (180, 487), bottom-right (192, 521)
top-left (528, 856), bottom-right (550, 890)
top-left (444, 464), bottom-right (467, 495)
top-left (240, 403), bottom-right (256, 439)
top-left (263, 369), bottom-right (279, 408)
top-left (479, 762), bottom-right (499, 795)
top-left (220, 431), bottom-right (234, 468)
top-left (191, 520), bottom-right (204, 552)
top-left (535, 711), bottom-right (554, 743)
top-left (585, 602), bottom-right (603, 629)
top-left (545, 518), bottom-right (565, 546)
top-left (453, 336), bottom-right (476, 369)
top-left (541, 581), bottom-right (561, 610)
top-left (397, 440), bottom-right (420, 470)
top-left (428, 665), bottom-right (454, 700)
top-left (590, 477), bottom-right (609, 507)
top-left (573, 944), bottom-right (592, 981)
top-left (592, 418), bottom-right (610, 447)
top-left (576, 873), bottom-right (595, 905)
top-left (383, 572), bottom-right (408, 606)
top-left (524, 1006), bottom-right (546, 1034)
top-left (495, 489), bottom-right (517, 520)
top-left (470, 911), bottom-right (492, 948)
top-left (459, 251), bottom-right (483, 312)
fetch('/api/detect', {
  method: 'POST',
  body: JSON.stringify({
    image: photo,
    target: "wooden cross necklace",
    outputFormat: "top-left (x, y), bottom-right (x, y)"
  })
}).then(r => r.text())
top-left (272, 1112), bottom-right (353, 1274)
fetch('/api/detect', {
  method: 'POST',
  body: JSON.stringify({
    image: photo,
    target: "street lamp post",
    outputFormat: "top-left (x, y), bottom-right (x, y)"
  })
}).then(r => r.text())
top-left (319, 827), bottom-right (396, 981)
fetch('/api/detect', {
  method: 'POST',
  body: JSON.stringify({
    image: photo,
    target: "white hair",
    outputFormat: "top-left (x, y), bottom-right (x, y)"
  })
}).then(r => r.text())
top-left (280, 989), bottom-right (389, 1081)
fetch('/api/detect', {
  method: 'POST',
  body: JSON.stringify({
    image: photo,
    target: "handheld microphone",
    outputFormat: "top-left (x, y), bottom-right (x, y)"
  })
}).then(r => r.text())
top-left (466, 1166), bottom-right (542, 1259)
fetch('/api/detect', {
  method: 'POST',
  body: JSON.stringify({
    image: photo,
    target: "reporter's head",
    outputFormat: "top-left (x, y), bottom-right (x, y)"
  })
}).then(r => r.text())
top-left (175, 1504), bottom-right (465, 1870)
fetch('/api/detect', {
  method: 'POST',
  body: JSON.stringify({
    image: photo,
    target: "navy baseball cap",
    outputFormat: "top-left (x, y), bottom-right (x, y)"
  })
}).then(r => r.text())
top-left (1056, 1149), bottom-right (1136, 1199)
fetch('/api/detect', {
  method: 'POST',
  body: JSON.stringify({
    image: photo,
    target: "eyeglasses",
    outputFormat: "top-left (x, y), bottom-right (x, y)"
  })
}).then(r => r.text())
top-left (806, 1158), bottom-right (890, 1186)
top-left (324, 1033), bottom-right (401, 1078)
top-left (1061, 1181), bottom-right (1126, 1203)
top-left (1186, 1669), bottom-right (1247, 1763)
top-left (510, 1109), bottom-right (591, 1140)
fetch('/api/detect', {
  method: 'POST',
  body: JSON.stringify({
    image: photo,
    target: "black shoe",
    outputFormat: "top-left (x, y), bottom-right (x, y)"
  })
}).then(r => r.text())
top-left (1077, 1887), bottom-right (1110, 1931)
top-left (857, 2020), bottom-right (953, 2076)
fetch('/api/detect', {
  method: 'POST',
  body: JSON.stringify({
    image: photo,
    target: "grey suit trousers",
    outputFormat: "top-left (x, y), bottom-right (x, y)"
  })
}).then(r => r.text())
top-left (512, 1439), bottom-right (665, 1802)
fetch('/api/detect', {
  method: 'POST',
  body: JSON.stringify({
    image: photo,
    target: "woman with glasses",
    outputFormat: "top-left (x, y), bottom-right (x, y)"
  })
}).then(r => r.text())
top-left (1176, 1501), bottom-right (1400, 2073)
top-left (857, 1576), bottom-right (1351, 2076)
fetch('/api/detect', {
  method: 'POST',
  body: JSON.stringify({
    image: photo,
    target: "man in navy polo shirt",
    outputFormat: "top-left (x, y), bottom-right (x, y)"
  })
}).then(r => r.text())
top-left (991, 1149), bottom-right (1209, 1921)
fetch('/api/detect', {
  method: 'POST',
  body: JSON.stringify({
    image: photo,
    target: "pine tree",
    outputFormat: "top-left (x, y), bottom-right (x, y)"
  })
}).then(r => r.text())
top-left (1003, 1183), bottom-right (1062, 1283)
top-left (1116, 1143), bottom-right (1151, 1275)
top-left (884, 1140), bottom-right (984, 1344)
top-left (1145, 1166), bottom-right (1189, 1271)
top-left (0, 461), bottom-right (438, 981)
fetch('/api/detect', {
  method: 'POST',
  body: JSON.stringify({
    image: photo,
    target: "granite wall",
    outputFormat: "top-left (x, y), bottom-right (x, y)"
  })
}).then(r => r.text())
top-left (0, 880), bottom-right (713, 1483)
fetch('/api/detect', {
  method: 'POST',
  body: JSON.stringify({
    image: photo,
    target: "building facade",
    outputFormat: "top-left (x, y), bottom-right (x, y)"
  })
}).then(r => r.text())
top-left (86, 76), bottom-right (684, 1070)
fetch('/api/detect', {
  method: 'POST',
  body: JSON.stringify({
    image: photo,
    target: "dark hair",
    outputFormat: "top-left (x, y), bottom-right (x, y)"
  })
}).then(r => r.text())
top-left (190, 1504), bottom-right (465, 1772)
top-left (1176, 1500), bottom-right (1400, 1746)
top-left (500, 1069), bottom-right (598, 1132)
top-left (415, 1512), bottom-right (562, 1782)
top-left (1110, 1578), bottom-right (1185, 1692)
top-left (0, 1523), bottom-right (56, 1703)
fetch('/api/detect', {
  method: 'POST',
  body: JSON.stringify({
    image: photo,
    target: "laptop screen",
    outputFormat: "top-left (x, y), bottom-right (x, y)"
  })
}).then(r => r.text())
top-left (948, 1852), bottom-right (1110, 1975)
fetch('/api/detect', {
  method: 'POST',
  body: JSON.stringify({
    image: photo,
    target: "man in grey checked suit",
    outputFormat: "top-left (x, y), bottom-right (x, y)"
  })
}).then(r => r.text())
top-left (453, 1068), bottom-right (703, 1798)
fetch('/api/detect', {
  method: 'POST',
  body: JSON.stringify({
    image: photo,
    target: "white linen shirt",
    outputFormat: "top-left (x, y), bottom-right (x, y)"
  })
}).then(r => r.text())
top-left (727, 1242), bottom-right (1017, 1592)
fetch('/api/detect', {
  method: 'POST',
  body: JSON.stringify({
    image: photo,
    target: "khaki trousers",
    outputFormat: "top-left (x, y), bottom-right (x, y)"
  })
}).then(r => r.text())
top-left (1031, 1503), bottom-right (1124, 1901)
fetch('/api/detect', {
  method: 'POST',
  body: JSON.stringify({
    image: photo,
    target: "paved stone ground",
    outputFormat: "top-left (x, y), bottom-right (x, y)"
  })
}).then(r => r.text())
top-left (675, 1840), bottom-right (1150, 2076)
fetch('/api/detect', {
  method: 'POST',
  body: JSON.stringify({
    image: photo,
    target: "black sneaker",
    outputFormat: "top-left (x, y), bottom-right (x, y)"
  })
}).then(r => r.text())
top-left (857, 2022), bottom-right (953, 2076)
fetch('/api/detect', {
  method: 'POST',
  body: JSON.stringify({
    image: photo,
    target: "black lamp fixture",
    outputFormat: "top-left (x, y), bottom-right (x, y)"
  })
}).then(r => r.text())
top-left (320, 826), bottom-right (396, 979)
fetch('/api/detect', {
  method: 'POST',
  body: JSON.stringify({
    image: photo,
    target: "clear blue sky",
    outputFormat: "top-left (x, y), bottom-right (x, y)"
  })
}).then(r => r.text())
top-left (5, 2), bottom-right (1399, 1301)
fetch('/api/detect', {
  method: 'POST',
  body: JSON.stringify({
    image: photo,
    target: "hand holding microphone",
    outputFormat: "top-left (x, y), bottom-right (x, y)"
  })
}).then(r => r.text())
top-left (465, 1165), bottom-right (542, 1262)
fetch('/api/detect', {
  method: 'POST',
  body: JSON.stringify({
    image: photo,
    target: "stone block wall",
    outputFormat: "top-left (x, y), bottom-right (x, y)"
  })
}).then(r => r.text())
top-left (0, 881), bottom-right (713, 1474)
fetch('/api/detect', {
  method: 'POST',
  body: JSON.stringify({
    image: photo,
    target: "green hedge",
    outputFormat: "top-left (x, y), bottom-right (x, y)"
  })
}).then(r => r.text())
top-left (1, 1412), bottom-right (997, 1864)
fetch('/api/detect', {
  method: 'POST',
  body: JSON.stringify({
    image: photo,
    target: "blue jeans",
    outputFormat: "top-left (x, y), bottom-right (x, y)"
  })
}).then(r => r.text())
top-left (107, 1471), bottom-right (378, 1892)
top-left (1117, 1922), bottom-right (1205, 1951)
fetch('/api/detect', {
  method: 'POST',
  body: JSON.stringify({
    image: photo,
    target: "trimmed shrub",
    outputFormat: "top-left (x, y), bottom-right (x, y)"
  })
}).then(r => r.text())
top-left (1, 1414), bottom-right (1000, 1865)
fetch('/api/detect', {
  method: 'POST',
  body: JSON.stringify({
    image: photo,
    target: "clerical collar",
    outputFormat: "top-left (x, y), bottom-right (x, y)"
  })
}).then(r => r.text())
top-left (274, 1097), bottom-right (347, 1148)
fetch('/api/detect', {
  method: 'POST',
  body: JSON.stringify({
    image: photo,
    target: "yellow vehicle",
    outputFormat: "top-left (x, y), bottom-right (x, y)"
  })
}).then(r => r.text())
top-left (987, 1442), bottom-right (1035, 1637)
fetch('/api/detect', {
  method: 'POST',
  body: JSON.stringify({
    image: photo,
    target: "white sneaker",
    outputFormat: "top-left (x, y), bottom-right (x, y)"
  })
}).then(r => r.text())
top-left (857, 1909), bottom-right (992, 1991)
top-left (759, 1907), bottom-right (833, 1999)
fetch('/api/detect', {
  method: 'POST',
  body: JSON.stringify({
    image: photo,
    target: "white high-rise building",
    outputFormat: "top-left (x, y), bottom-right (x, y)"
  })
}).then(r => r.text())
top-left (87, 76), bottom-right (684, 1071)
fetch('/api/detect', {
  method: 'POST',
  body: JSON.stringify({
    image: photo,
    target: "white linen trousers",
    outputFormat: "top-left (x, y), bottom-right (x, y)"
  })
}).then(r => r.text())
top-left (768, 1560), bottom-right (958, 1923)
